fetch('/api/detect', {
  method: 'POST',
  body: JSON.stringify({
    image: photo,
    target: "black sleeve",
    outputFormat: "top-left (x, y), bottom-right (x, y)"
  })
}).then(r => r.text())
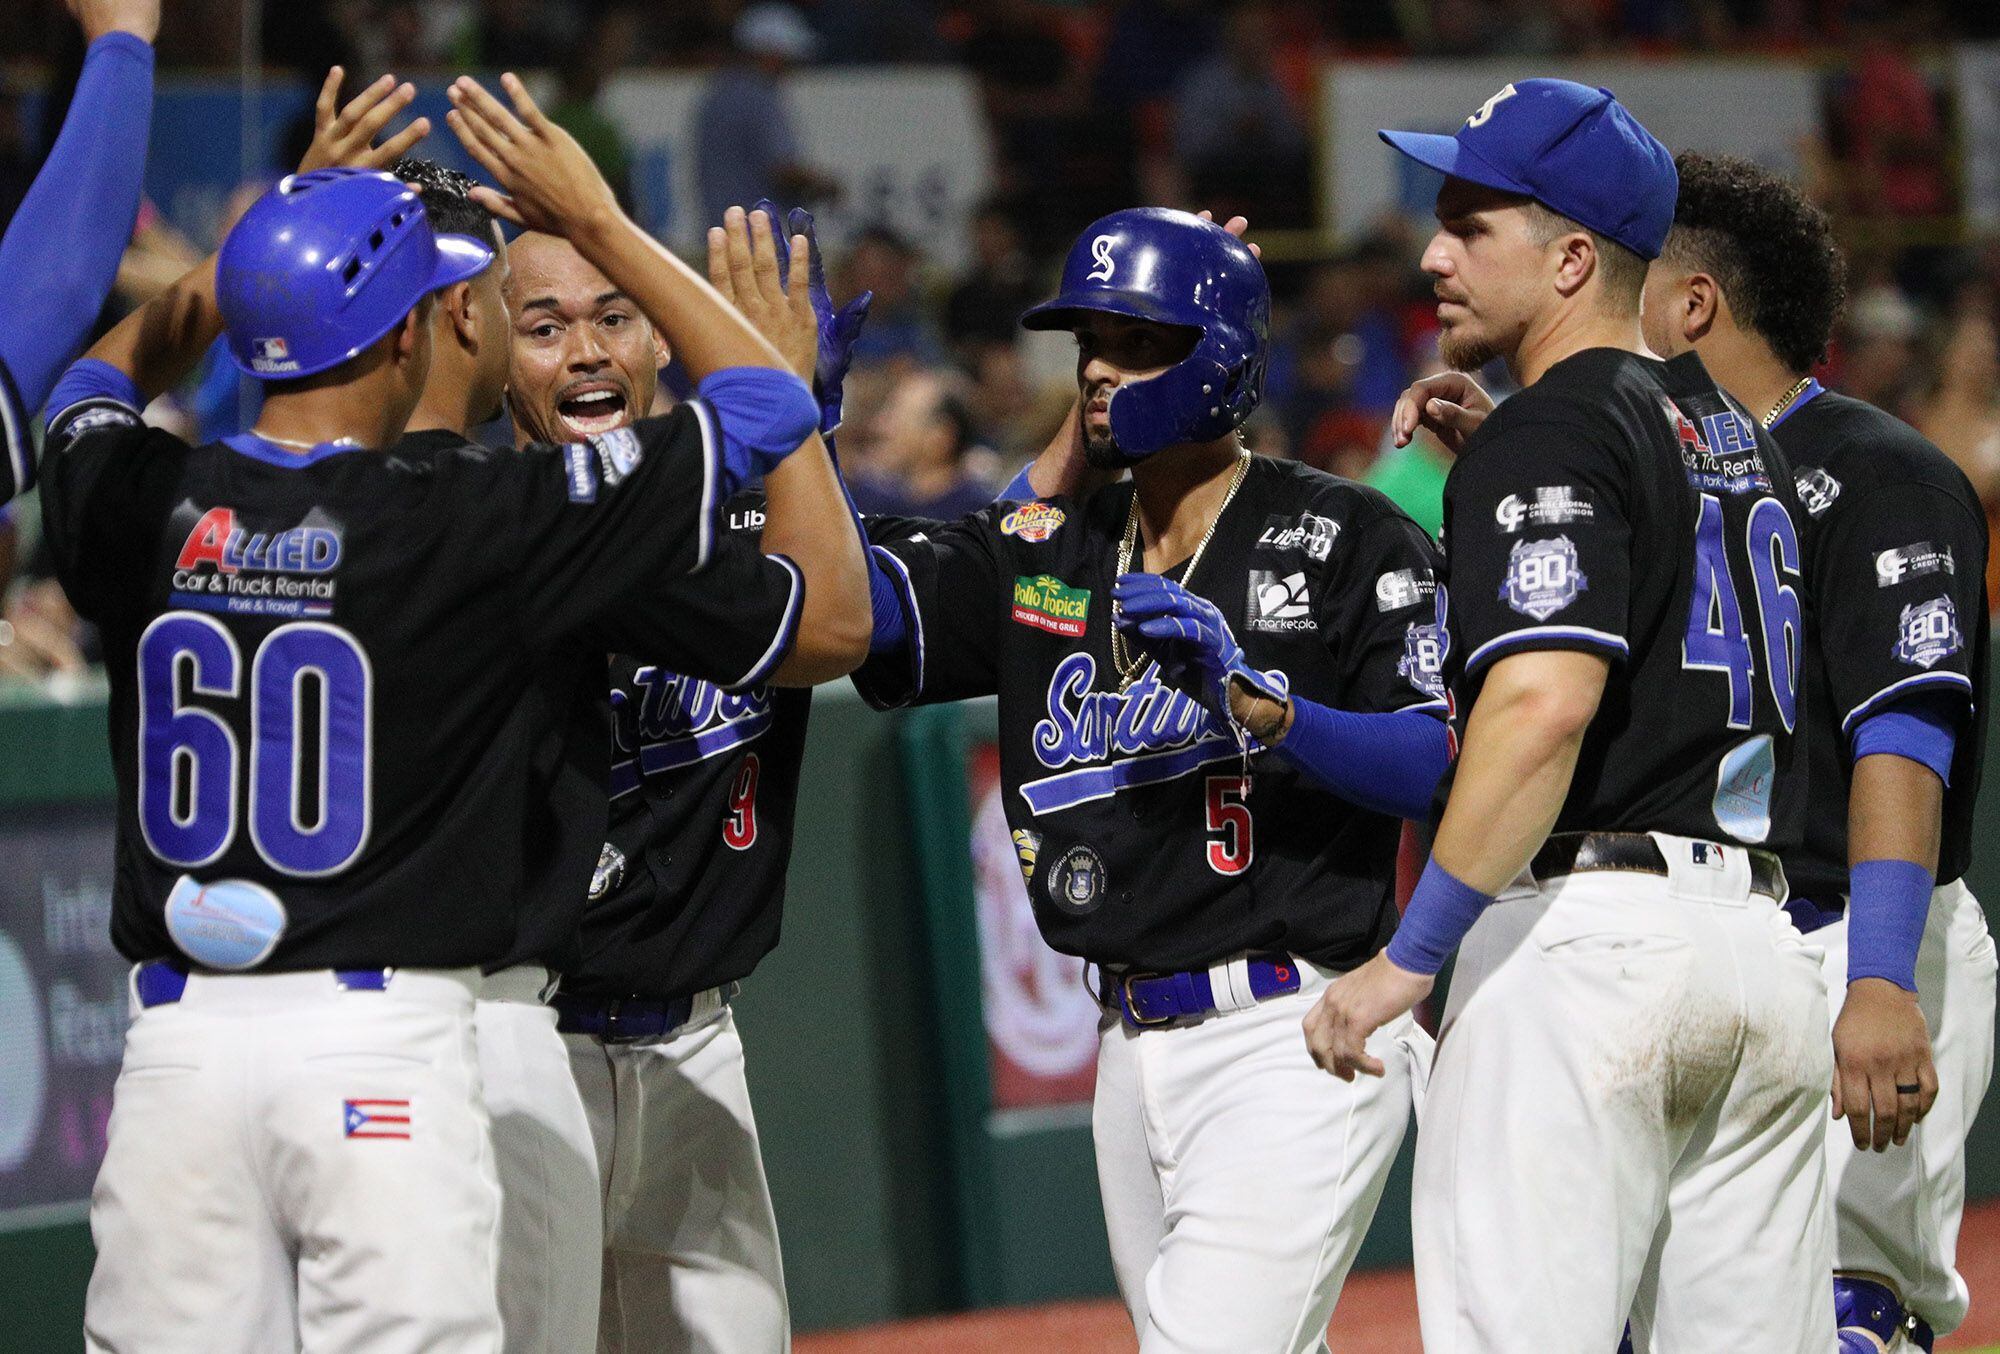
top-left (851, 508), bottom-right (1007, 708)
top-left (1813, 482), bottom-right (1986, 736)
top-left (39, 394), bottom-right (179, 622)
top-left (0, 357), bottom-right (28, 503)
top-left (1324, 507), bottom-right (1450, 713)
top-left (1443, 412), bottom-right (1633, 678)
top-left (507, 403), bottom-right (728, 652)
top-left (608, 532), bottom-right (804, 689)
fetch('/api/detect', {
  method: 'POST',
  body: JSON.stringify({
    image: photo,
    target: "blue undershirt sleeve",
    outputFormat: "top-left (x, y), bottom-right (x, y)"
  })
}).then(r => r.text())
top-left (48, 358), bottom-right (143, 426)
top-left (694, 366), bottom-right (818, 497)
top-left (1273, 698), bottom-right (1450, 821)
top-left (0, 33), bottom-right (154, 416)
top-left (1850, 702), bottom-right (1958, 785)
top-left (1001, 464), bottom-right (1036, 501)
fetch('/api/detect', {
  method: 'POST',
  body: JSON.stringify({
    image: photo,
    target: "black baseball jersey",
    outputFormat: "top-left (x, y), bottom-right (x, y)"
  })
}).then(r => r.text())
top-left (1439, 349), bottom-right (1807, 850)
top-left (40, 393), bottom-right (801, 972)
top-left (2, 356), bottom-right (28, 502)
top-left (1772, 391), bottom-right (1989, 898)
top-left (856, 456), bottom-right (1447, 972)
top-left (570, 502), bottom-right (922, 1001)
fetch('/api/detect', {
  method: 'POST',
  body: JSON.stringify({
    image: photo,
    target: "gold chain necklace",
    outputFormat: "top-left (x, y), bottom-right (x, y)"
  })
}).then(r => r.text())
top-left (1110, 448), bottom-right (1253, 691)
top-left (1761, 375), bottom-right (1813, 429)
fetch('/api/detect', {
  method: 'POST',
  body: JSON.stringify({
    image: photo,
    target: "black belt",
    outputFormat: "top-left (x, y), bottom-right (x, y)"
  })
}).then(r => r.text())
top-left (552, 984), bottom-right (734, 1044)
top-left (1531, 831), bottom-right (1786, 900)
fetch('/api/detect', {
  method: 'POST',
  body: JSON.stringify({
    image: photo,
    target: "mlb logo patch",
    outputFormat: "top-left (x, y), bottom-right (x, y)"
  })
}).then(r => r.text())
top-left (1690, 842), bottom-right (1726, 869)
top-left (343, 1098), bottom-right (411, 1140)
top-left (250, 337), bottom-right (300, 374)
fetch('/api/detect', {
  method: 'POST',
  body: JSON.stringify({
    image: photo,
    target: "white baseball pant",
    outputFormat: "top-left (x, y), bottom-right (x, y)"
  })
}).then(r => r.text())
top-left (84, 966), bottom-right (502, 1354)
top-left (476, 967), bottom-right (603, 1354)
top-left (564, 995), bottom-right (789, 1354)
top-left (1092, 957), bottom-right (1431, 1354)
top-left (1819, 878), bottom-right (1998, 1336)
top-left (1413, 834), bottom-right (1836, 1354)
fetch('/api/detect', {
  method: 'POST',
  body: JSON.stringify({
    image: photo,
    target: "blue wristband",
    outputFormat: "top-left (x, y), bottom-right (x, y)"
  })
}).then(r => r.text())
top-left (1277, 697), bottom-right (1450, 821)
top-left (1846, 858), bottom-right (1932, 992)
top-left (1386, 858), bottom-right (1494, 976)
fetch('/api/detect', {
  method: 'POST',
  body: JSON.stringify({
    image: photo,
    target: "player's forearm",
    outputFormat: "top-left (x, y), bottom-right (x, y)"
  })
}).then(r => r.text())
top-left (566, 214), bottom-right (790, 380)
top-left (763, 434), bottom-right (870, 685)
top-left (81, 258), bottom-right (225, 401)
top-left (1845, 751), bottom-right (1945, 992)
top-left (1849, 752), bottom-right (1944, 875)
top-left (1430, 652), bottom-right (1606, 892)
top-left (0, 32), bottom-right (154, 411)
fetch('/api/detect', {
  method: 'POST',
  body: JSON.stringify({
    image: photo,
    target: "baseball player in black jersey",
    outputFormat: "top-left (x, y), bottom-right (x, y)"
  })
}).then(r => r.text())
top-left (1307, 82), bottom-right (1835, 1352)
top-left (488, 203), bottom-right (872, 1353)
top-left (858, 207), bottom-right (1450, 1354)
top-left (382, 150), bottom-right (869, 1351)
top-left (1642, 152), bottom-right (1995, 1354)
top-left (45, 73), bottom-right (844, 1352)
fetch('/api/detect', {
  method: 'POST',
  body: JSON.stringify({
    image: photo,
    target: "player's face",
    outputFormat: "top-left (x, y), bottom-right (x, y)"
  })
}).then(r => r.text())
top-left (1072, 312), bottom-right (1200, 467)
top-left (503, 234), bottom-right (669, 446)
top-left (1422, 178), bottom-right (1545, 373)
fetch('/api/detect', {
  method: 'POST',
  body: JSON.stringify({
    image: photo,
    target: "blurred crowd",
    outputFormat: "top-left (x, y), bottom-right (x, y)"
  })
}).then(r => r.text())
top-left (3, 0), bottom-right (2000, 684)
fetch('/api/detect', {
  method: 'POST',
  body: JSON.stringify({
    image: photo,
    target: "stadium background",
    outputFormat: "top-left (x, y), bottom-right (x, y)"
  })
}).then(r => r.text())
top-left (3, 0), bottom-right (2000, 1346)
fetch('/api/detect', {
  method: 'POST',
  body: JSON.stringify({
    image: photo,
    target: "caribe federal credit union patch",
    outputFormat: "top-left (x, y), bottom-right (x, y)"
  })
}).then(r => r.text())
top-left (1000, 502), bottom-right (1066, 541)
top-left (1012, 575), bottom-right (1090, 637)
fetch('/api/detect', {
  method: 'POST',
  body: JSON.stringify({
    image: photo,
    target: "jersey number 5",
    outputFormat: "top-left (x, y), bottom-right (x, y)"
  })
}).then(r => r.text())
top-left (1205, 776), bottom-right (1253, 875)
top-left (724, 753), bottom-right (761, 851)
top-left (137, 613), bottom-right (373, 877)
top-left (1683, 494), bottom-right (1802, 731)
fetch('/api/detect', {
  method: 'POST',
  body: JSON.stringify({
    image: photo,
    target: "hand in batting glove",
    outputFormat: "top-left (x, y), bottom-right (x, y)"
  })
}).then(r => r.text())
top-left (1113, 573), bottom-right (1288, 739)
top-left (752, 198), bottom-right (872, 437)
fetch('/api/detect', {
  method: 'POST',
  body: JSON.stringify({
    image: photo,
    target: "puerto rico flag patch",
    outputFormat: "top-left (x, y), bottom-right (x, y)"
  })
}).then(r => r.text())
top-left (343, 1098), bottom-right (412, 1139)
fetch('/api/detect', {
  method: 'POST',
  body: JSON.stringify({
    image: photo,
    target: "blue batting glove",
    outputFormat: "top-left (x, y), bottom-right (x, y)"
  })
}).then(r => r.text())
top-left (1112, 573), bottom-right (1288, 731)
top-left (762, 200), bottom-right (872, 436)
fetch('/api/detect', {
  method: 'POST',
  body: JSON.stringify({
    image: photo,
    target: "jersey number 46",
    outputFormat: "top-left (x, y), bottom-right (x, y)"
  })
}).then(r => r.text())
top-left (138, 613), bottom-right (372, 877)
top-left (1683, 494), bottom-right (1802, 731)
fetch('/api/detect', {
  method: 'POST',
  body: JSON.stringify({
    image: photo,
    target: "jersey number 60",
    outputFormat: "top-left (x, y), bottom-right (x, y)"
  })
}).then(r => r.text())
top-left (137, 613), bottom-right (373, 876)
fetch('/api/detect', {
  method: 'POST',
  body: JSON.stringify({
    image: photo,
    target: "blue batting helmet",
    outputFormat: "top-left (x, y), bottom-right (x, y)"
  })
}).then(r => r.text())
top-left (217, 168), bottom-right (493, 380)
top-left (1023, 208), bottom-right (1270, 458)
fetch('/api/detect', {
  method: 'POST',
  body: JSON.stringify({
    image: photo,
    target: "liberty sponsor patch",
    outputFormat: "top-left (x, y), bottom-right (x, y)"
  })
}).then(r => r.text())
top-left (1794, 467), bottom-right (1842, 517)
top-left (1896, 596), bottom-right (1963, 669)
top-left (1255, 511), bottom-right (1338, 561)
top-left (1876, 542), bottom-right (1955, 588)
top-left (1246, 570), bottom-right (1314, 633)
top-left (1012, 575), bottom-right (1091, 637)
top-left (1000, 502), bottom-right (1066, 542)
top-left (1500, 536), bottom-right (1586, 621)
top-left (1374, 567), bottom-right (1437, 612)
top-left (1047, 844), bottom-right (1107, 915)
top-left (1493, 485), bottom-right (1595, 533)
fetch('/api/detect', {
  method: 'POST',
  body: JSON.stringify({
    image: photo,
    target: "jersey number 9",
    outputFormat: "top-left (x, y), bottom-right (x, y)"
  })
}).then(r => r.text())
top-left (137, 614), bottom-right (373, 877)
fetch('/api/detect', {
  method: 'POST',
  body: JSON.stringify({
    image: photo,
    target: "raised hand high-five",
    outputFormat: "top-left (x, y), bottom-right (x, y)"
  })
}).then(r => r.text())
top-left (446, 73), bottom-right (621, 239)
top-left (297, 69), bottom-right (432, 175)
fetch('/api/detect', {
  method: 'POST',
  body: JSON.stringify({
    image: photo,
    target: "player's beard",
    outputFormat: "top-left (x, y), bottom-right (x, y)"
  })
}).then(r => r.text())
top-left (1437, 321), bottom-right (1501, 374)
top-left (1084, 426), bottom-right (1140, 469)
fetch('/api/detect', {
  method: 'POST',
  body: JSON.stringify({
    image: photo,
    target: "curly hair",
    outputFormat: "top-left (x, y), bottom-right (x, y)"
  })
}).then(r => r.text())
top-left (1663, 151), bottom-right (1846, 373)
top-left (389, 157), bottom-right (496, 243)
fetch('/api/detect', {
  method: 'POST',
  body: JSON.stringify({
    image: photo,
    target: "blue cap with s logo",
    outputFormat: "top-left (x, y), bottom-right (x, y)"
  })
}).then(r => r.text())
top-left (1379, 78), bottom-right (1677, 261)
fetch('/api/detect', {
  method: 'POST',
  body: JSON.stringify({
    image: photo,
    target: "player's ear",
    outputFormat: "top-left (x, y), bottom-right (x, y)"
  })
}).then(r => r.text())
top-left (652, 328), bottom-right (671, 372)
top-left (445, 281), bottom-right (478, 348)
top-left (1683, 271), bottom-right (1721, 343)
top-left (1553, 231), bottom-right (1596, 298)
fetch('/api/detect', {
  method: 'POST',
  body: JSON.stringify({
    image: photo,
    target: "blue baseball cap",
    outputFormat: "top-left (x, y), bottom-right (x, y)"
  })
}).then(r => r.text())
top-left (1380, 79), bottom-right (1677, 261)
